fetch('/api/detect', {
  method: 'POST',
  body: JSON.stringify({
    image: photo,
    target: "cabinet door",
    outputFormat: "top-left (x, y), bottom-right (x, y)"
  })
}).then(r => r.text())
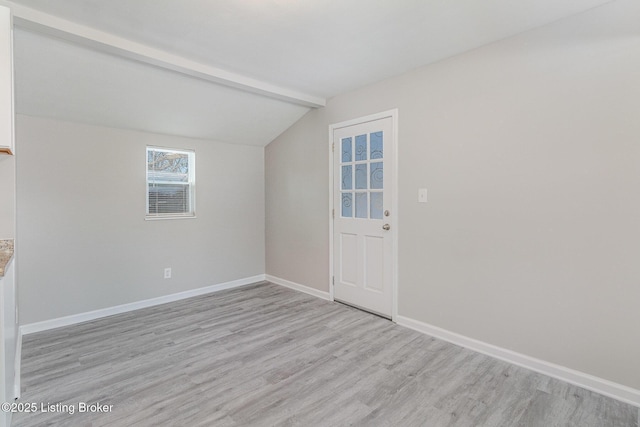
top-left (0, 5), bottom-right (13, 155)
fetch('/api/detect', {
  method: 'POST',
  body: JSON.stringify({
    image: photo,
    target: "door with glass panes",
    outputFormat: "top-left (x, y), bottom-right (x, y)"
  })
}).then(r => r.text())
top-left (333, 115), bottom-right (394, 318)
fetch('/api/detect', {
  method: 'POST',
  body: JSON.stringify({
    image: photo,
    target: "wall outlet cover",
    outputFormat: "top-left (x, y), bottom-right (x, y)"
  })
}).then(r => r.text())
top-left (418, 188), bottom-right (428, 203)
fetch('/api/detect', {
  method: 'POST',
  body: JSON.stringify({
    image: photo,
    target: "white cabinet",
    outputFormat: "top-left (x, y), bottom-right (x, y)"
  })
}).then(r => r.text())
top-left (0, 11), bottom-right (14, 427)
top-left (0, 5), bottom-right (13, 156)
top-left (0, 259), bottom-right (17, 427)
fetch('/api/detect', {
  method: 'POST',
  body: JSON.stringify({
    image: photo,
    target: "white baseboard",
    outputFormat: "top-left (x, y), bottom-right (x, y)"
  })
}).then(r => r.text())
top-left (20, 274), bottom-right (267, 335)
top-left (266, 275), bottom-right (331, 301)
top-left (397, 315), bottom-right (640, 408)
top-left (14, 328), bottom-right (21, 399)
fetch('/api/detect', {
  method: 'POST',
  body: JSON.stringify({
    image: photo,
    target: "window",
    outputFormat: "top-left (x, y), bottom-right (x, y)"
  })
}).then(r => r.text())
top-left (146, 146), bottom-right (195, 219)
top-left (340, 132), bottom-right (384, 219)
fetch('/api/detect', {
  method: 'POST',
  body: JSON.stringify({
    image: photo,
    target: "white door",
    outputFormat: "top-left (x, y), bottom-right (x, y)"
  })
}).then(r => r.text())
top-left (332, 114), bottom-right (395, 318)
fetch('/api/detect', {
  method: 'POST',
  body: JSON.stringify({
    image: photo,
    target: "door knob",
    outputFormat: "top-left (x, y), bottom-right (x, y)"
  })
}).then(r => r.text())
top-left (382, 224), bottom-right (390, 231)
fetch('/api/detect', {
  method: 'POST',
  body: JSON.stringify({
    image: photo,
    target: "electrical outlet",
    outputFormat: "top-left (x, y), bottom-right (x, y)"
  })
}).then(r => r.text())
top-left (164, 267), bottom-right (172, 279)
top-left (418, 188), bottom-right (428, 203)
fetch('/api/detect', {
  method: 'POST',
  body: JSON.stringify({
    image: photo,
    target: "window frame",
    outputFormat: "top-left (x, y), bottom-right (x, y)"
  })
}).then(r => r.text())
top-left (145, 146), bottom-right (196, 220)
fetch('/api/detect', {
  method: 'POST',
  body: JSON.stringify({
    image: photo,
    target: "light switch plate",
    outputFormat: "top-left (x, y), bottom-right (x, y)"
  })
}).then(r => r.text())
top-left (418, 188), bottom-right (428, 203)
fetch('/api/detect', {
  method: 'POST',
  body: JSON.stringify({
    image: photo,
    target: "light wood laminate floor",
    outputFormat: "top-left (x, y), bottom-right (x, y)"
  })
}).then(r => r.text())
top-left (13, 282), bottom-right (639, 426)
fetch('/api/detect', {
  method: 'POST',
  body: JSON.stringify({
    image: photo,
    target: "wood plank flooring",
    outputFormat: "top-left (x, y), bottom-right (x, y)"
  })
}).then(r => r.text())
top-left (12, 282), bottom-right (639, 426)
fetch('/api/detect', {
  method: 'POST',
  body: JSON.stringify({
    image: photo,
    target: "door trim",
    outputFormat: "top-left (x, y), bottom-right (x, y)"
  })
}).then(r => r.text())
top-left (328, 109), bottom-right (399, 322)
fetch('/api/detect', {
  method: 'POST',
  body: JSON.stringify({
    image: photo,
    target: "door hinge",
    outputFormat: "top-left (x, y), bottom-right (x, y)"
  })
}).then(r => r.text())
top-left (332, 208), bottom-right (335, 219)
top-left (332, 142), bottom-right (334, 152)
top-left (332, 276), bottom-right (334, 285)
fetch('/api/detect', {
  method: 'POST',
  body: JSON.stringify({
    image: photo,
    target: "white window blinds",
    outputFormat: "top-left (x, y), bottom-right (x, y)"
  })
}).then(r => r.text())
top-left (146, 147), bottom-right (195, 218)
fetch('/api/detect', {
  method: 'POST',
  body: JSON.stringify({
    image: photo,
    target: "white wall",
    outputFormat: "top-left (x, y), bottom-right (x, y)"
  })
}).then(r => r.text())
top-left (17, 115), bottom-right (265, 324)
top-left (265, 0), bottom-right (640, 391)
top-left (265, 107), bottom-right (329, 291)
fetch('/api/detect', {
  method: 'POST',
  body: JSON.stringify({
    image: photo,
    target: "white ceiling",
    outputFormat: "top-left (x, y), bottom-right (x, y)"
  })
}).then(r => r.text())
top-left (13, 29), bottom-right (310, 146)
top-left (5, 0), bottom-right (614, 146)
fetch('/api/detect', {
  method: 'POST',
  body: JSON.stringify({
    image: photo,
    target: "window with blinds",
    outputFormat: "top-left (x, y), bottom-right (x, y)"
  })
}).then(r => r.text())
top-left (146, 147), bottom-right (195, 219)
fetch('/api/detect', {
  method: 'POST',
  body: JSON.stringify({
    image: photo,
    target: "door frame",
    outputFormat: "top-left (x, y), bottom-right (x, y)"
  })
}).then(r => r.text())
top-left (328, 109), bottom-right (399, 322)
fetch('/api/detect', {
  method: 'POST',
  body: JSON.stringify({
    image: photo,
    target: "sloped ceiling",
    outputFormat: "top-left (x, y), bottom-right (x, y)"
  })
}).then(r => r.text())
top-left (13, 29), bottom-right (311, 146)
top-left (4, 0), bottom-right (613, 146)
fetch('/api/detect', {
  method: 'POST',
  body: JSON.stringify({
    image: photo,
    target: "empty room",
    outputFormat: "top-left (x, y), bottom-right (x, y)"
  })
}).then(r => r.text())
top-left (0, 0), bottom-right (639, 426)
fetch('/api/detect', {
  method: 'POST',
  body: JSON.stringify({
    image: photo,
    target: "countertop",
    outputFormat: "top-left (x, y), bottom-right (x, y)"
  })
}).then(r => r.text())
top-left (0, 239), bottom-right (14, 277)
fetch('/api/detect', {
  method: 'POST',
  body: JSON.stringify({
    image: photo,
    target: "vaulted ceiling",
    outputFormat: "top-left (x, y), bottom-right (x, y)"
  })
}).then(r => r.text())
top-left (3, 0), bottom-right (613, 146)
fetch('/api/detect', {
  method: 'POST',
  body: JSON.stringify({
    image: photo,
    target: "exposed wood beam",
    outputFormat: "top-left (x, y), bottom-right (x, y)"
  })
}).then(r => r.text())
top-left (5, 2), bottom-right (326, 108)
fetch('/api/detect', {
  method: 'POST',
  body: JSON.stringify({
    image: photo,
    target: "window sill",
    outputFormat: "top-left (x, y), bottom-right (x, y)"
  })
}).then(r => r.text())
top-left (145, 215), bottom-right (197, 221)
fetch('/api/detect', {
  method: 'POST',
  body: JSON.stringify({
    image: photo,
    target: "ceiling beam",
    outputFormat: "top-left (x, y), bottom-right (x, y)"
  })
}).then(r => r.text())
top-left (5, 2), bottom-right (326, 108)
